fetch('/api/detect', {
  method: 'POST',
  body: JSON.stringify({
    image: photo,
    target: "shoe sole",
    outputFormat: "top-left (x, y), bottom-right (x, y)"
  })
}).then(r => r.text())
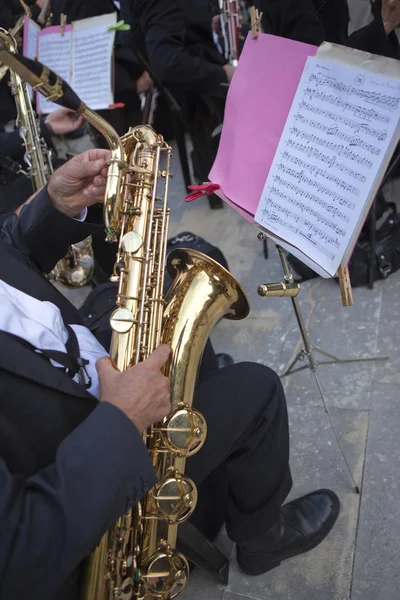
top-left (237, 490), bottom-right (341, 576)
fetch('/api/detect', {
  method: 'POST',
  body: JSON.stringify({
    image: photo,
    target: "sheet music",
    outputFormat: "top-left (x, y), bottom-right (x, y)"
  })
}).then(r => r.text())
top-left (72, 13), bottom-right (116, 110)
top-left (23, 16), bottom-right (40, 60)
top-left (37, 26), bottom-right (73, 114)
top-left (255, 56), bottom-right (400, 276)
top-left (23, 17), bottom-right (40, 99)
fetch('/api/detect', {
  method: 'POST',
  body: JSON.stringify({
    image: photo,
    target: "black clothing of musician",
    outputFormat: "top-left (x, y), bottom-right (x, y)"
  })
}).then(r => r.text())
top-left (0, 153), bottom-right (339, 599)
top-left (254, 0), bottom-right (399, 57)
top-left (120, 0), bottom-right (228, 193)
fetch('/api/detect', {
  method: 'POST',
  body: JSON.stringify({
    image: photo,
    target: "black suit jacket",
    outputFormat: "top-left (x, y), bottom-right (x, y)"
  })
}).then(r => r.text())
top-left (255, 0), bottom-right (399, 58)
top-left (120, 0), bottom-right (227, 93)
top-left (0, 190), bottom-right (157, 600)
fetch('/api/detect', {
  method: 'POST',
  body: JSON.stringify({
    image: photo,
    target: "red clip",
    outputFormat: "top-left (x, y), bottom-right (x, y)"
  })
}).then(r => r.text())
top-left (185, 183), bottom-right (220, 202)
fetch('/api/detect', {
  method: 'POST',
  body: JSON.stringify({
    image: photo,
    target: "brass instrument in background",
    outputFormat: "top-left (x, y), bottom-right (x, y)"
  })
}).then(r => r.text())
top-left (219, 0), bottom-right (240, 66)
top-left (0, 49), bottom-right (250, 599)
top-left (0, 29), bottom-right (94, 288)
top-left (0, 0), bottom-right (30, 82)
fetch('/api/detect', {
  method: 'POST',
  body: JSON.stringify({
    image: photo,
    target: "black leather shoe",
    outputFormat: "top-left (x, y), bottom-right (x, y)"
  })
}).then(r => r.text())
top-left (237, 489), bottom-right (340, 576)
top-left (216, 353), bottom-right (234, 369)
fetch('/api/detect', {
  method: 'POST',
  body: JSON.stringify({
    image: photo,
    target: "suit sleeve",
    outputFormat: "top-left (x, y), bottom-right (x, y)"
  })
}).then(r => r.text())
top-left (0, 130), bottom-right (25, 163)
top-left (0, 402), bottom-right (157, 599)
top-left (136, 0), bottom-right (228, 92)
top-left (0, 187), bottom-right (103, 273)
top-left (346, 13), bottom-right (399, 58)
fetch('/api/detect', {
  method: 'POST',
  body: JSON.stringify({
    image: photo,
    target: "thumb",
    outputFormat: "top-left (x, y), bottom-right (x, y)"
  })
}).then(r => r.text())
top-left (145, 345), bottom-right (171, 370)
top-left (96, 356), bottom-right (117, 380)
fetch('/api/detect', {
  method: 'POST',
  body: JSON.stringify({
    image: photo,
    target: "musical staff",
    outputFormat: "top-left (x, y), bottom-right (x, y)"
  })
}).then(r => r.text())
top-left (255, 56), bottom-right (400, 276)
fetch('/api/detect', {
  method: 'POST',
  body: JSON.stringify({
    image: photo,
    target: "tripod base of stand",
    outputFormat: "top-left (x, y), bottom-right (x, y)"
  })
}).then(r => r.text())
top-left (282, 346), bottom-right (389, 377)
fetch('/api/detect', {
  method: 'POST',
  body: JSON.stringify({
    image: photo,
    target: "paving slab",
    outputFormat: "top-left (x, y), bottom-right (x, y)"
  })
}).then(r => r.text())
top-left (352, 381), bottom-right (400, 600)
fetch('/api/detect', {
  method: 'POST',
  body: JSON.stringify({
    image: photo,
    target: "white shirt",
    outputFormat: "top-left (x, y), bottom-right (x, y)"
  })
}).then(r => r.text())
top-left (0, 280), bottom-right (109, 399)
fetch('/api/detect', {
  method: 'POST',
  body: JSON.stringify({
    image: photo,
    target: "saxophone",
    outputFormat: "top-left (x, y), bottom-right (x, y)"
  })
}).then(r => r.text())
top-left (0, 49), bottom-right (250, 599)
top-left (0, 28), bottom-right (94, 287)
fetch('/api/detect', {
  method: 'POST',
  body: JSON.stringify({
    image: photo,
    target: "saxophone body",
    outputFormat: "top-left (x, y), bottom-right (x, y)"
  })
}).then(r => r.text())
top-left (0, 28), bottom-right (94, 287)
top-left (81, 123), bottom-right (249, 599)
top-left (0, 49), bottom-right (250, 598)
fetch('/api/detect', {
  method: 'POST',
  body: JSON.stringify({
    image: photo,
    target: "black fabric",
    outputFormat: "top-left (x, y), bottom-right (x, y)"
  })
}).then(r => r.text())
top-left (255, 0), bottom-right (399, 58)
top-left (50, 0), bottom-right (117, 24)
top-left (348, 210), bottom-right (400, 287)
top-left (0, 0), bottom-right (40, 30)
top-left (120, 0), bottom-right (227, 93)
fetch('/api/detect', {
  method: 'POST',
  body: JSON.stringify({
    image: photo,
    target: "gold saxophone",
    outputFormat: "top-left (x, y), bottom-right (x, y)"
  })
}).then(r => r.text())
top-left (0, 49), bottom-right (250, 599)
top-left (0, 29), bottom-right (94, 287)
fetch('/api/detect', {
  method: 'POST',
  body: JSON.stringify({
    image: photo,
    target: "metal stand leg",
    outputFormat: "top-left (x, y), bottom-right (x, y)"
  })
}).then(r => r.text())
top-left (172, 116), bottom-right (192, 190)
top-left (257, 241), bottom-right (389, 493)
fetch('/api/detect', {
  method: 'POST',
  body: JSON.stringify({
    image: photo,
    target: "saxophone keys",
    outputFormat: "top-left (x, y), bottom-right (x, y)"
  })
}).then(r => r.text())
top-left (110, 307), bottom-right (135, 333)
top-left (143, 549), bottom-right (189, 598)
top-left (155, 474), bottom-right (198, 522)
top-left (161, 408), bottom-right (207, 455)
top-left (122, 231), bottom-right (143, 254)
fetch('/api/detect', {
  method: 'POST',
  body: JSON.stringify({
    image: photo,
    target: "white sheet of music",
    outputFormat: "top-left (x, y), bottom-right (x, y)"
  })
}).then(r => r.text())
top-left (23, 17), bottom-right (40, 99)
top-left (37, 28), bottom-right (72, 114)
top-left (23, 17), bottom-right (40, 60)
top-left (72, 14), bottom-right (116, 110)
top-left (255, 56), bottom-right (400, 276)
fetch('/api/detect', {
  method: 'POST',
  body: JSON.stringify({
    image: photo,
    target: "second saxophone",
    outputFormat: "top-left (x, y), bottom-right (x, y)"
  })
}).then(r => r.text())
top-left (0, 28), bottom-right (94, 287)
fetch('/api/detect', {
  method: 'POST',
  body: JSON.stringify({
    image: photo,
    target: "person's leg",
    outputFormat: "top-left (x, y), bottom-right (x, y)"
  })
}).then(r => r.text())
top-left (187, 362), bottom-right (340, 575)
top-left (187, 362), bottom-right (292, 542)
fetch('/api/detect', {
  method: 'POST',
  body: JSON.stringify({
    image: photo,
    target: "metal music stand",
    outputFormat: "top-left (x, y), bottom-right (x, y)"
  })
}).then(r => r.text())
top-left (257, 241), bottom-right (389, 492)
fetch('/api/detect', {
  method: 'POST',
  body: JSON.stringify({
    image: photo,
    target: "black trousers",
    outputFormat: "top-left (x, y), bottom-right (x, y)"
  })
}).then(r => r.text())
top-left (187, 347), bottom-right (292, 544)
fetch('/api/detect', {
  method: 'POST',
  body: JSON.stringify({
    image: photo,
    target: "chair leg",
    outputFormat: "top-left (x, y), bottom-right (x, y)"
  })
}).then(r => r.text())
top-left (172, 117), bottom-right (192, 190)
top-left (177, 521), bottom-right (230, 585)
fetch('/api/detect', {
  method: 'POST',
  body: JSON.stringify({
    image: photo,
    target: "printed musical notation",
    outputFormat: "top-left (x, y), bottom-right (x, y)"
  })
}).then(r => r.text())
top-left (255, 56), bottom-right (400, 276)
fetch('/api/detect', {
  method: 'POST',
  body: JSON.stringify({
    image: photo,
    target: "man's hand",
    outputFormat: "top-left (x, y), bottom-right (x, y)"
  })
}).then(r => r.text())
top-left (47, 149), bottom-right (111, 217)
top-left (382, 0), bottom-right (400, 34)
top-left (97, 345), bottom-right (171, 433)
top-left (45, 108), bottom-right (84, 136)
top-left (223, 64), bottom-right (236, 83)
top-left (137, 71), bottom-right (154, 95)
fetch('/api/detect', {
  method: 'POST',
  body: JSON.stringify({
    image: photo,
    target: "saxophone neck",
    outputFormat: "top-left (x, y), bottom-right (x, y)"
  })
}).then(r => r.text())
top-left (79, 106), bottom-right (125, 237)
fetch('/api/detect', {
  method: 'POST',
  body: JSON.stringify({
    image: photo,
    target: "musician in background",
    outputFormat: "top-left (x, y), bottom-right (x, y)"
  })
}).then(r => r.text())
top-left (0, 149), bottom-right (339, 599)
top-left (254, 0), bottom-right (400, 57)
top-left (120, 0), bottom-right (236, 208)
top-left (0, 108), bottom-right (84, 217)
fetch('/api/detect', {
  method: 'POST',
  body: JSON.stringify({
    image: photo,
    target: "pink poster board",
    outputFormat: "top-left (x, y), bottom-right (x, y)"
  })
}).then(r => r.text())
top-left (209, 33), bottom-right (318, 220)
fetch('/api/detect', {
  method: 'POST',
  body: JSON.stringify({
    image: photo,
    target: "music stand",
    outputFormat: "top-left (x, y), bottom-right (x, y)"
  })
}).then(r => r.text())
top-left (257, 241), bottom-right (389, 492)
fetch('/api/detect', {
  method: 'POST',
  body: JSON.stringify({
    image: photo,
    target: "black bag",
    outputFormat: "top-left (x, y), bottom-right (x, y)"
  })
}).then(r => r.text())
top-left (163, 232), bottom-right (229, 294)
top-left (79, 232), bottom-right (229, 350)
top-left (348, 210), bottom-right (400, 287)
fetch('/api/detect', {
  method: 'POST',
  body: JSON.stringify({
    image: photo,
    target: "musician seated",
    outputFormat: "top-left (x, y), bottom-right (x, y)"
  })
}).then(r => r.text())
top-left (0, 150), bottom-right (339, 599)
